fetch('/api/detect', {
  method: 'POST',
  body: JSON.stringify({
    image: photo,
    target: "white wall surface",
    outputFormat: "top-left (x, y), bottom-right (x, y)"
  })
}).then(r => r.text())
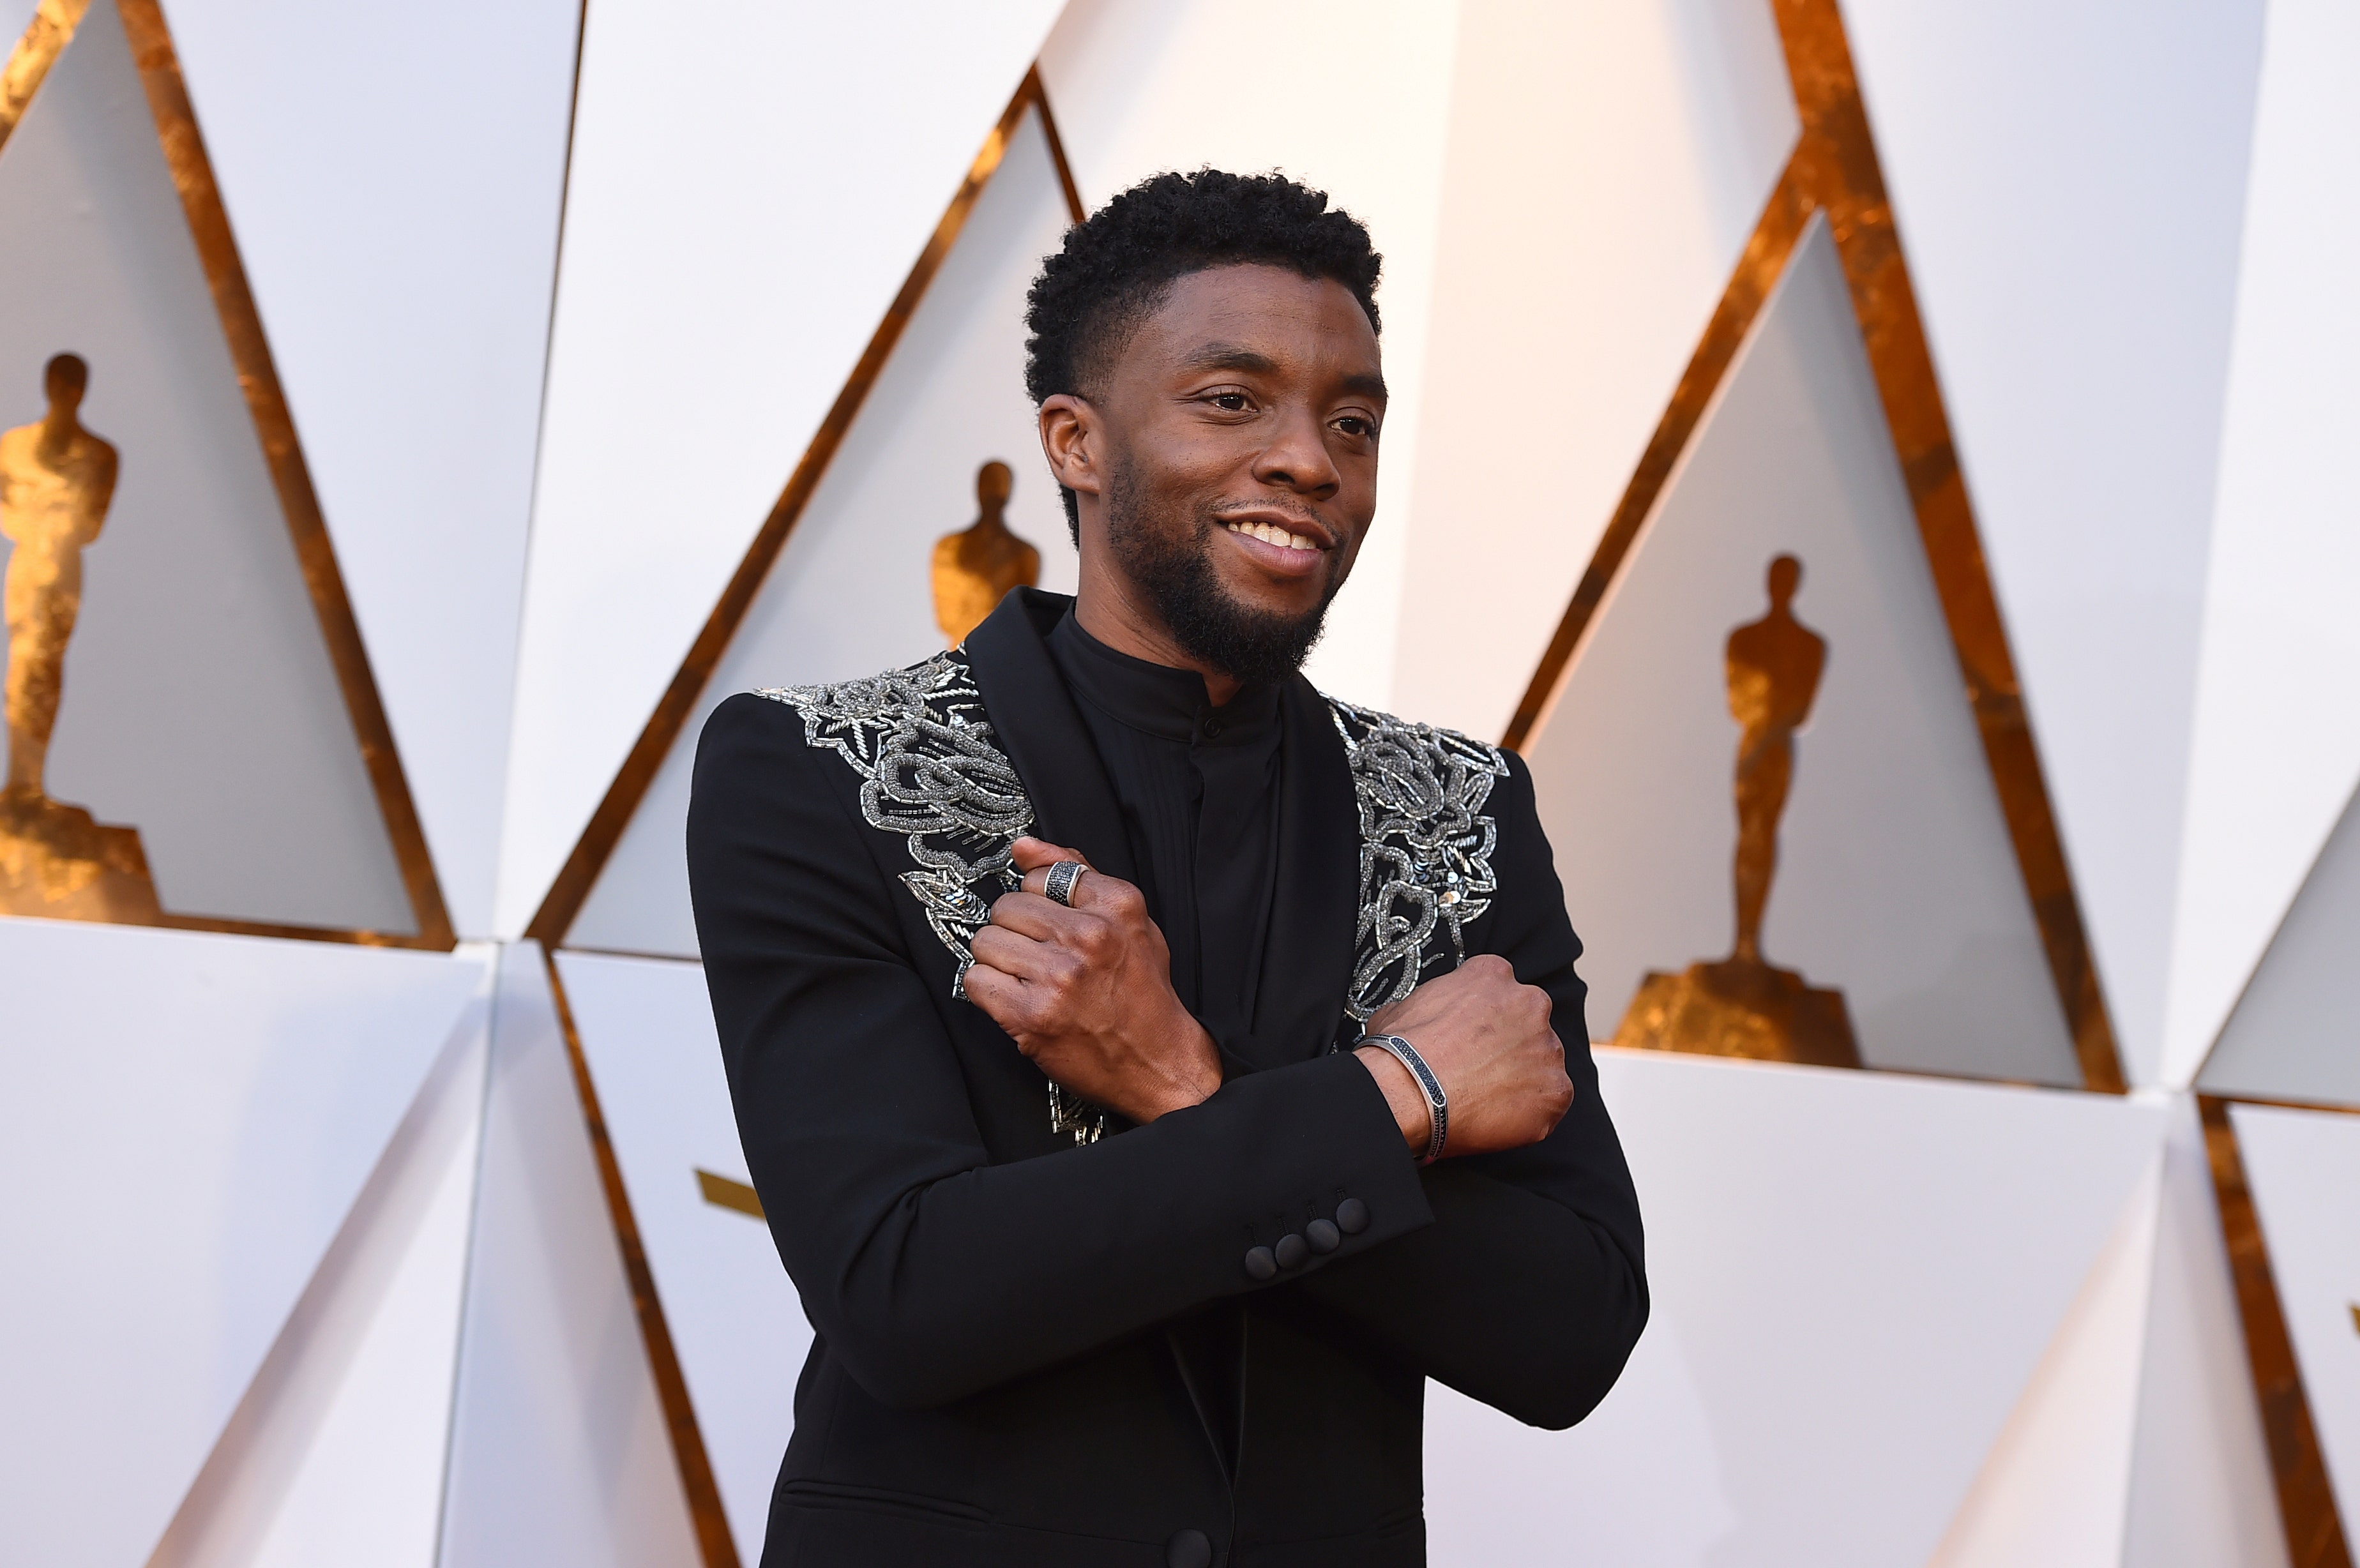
top-left (437, 943), bottom-right (699, 1568)
top-left (2121, 1096), bottom-right (2290, 1568)
top-left (2165, 0), bottom-right (2360, 1090)
top-left (1424, 1048), bottom-right (2164, 1566)
top-left (557, 950), bottom-right (810, 1563)
top-left (0, 917), bottom-right (485, 1568)
top-left (498, 0), bottom-right (1066, 937)
top-left (1928, 1149), bottom-right (2161, 1567)
top-left (149, 980), bottom-right (492, 1568)
top-left (1525, 223), bottom-right (2076, 1083)
top-left (2198, 781), bottom-right (2360, 1108)
top-left (2229, 1102), bottom-right (2360, 1533)
top-left (570, 105), bottom-right (1078, 959)
top-left (1038, 0), bottom-right (1462, 712)
top-left (1391, 0), bottom-right (1797, 742)
top-left (1837, 0), bottom-right (2267, 1087)
top-left (0, 0), bottom-right (413, 931)
top-left (165, 0), bottom-right (582, 938)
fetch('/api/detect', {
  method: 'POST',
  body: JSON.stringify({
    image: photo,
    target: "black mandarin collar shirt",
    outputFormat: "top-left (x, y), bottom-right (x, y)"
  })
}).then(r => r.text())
top-left (1045, 610), bottom-right (1284, 1046)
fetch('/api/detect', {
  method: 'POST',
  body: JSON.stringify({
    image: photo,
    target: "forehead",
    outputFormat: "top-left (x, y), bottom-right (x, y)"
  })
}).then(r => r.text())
top-left (1121, 264), bottom-right (1380, 379)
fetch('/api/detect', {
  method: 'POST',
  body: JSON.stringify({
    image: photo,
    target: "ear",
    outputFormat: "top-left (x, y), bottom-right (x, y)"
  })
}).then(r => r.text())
top-left (1037, 393), bottom-right (1103, 504)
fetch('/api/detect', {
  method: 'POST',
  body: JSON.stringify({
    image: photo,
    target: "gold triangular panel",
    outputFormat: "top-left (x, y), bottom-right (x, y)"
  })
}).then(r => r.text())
top-left (0, 1), bottom-right (445, 942)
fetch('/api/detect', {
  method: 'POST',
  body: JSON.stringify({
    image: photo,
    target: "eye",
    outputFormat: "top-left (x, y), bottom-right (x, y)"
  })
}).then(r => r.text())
top-left (1334, 414), bottom-right (1378, 439)
top-left (1208, 390), bottom-right (1252, 412)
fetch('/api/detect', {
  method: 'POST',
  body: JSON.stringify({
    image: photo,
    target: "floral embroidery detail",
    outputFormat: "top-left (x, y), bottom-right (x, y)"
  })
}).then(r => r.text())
top-left (761, 654), bottom-right (1103, 1143)
top-left (1326, 698), bottom-right (1508, 1023)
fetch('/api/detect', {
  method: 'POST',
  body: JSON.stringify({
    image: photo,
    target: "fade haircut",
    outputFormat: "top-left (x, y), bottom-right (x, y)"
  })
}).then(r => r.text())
top-left (1024, 169), bottom-right (1383, 542)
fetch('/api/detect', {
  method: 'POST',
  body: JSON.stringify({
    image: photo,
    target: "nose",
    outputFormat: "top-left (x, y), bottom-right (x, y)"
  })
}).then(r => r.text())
top-left (1251, 400), bottom-right (1342, 500)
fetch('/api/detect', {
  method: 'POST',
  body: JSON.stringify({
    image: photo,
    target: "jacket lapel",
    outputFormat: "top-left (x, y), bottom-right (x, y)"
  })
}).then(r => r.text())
top-left (962, 589), bottom-right (1140, 888)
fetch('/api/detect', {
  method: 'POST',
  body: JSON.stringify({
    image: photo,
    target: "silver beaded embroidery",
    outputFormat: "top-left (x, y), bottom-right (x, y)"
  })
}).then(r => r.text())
top-left (761, 660), bottom-right (1504, 1138)
top-left (760, 654), bottom-right (1104, 1144)
top-left (1328, 699), bottom-right (1507, 1023)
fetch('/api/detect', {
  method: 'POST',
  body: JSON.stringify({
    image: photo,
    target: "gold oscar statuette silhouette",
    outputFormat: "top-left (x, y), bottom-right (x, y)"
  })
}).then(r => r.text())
top-left (0, 353), bottom-right (161, 922)
top-left (1612, 554), bottom-right (1860, 1067)
top-left (932, 460), bottom-right (1040, 647)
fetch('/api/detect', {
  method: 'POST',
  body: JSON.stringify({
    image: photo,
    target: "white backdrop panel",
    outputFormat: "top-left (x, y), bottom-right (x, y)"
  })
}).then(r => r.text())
top-left (149, 984), bottom-right (492, 1568)
top-left (437, 942), bottom-right (700, 1568)
top-left (1425, 1049), bottom-right (2163, 1566)
top-left (557, 950), bottom-right (810, 1564)
top-left (2199, 781), bottom-right (2360, 1109)
top-left (0, 0), bottom-right (412, 931)
top-left (1524, 221), bottom-right (2076, 1083)
top-left (2228, 1103), bottom-right (2360, 1534)
top-left (0, 918), bottom-right (485, 1568)
top-left (570, 105), bottom-right (1077, 959)
top-left (1927, 1150), bottom-right (2160, 1567)
top-left (1838, 0), bottom-right (2267, 1085)
top-left (1038, 0), bottom-right (1460, 712)
top-left (165, 0), bottom-right (581, 938)
top-left (1391, 0), bottom-right (1797, 743)
top-left (499, 0), bottom-right (1064, 937)
top-left (2165, 0), bottom-right (2360, 1089)
top-left (2121, 1096), bottom-right (2290, 1568)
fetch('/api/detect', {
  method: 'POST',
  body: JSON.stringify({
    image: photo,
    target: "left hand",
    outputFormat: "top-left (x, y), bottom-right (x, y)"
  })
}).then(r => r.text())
top-left (962, 837), bottom-right (1222, 1124)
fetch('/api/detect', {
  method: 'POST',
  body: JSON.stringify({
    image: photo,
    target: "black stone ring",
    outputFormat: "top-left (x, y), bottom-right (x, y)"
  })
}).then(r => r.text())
top-left (1043, 860), bottom-right (1087, 908)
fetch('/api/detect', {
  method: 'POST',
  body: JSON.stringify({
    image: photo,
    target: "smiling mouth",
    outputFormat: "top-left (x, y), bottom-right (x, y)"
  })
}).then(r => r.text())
top-left (1224, 520), bottom-right (1324, 553)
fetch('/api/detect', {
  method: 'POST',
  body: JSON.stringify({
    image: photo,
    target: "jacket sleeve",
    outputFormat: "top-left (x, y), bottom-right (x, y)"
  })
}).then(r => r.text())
top-left (688, 692), bottom-right (1435, 1410)
top-left (1285, 751), bottom-right (1649, 1430)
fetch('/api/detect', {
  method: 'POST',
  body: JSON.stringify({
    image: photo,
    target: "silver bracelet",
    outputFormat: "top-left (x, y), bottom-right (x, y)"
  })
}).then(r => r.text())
top-left (1358, 1033), bottom-right (1447, 1163)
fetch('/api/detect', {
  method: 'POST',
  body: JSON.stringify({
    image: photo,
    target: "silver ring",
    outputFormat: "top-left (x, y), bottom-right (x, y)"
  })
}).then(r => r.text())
top-left (1043, 860), bottom-right (1086, 907)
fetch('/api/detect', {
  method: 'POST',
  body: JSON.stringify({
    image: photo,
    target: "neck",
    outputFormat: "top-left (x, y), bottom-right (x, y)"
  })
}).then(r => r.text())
top-left (1073, 547), bottom-right (1241, 707)
top-left (39, 406), bottom-right (76, 454)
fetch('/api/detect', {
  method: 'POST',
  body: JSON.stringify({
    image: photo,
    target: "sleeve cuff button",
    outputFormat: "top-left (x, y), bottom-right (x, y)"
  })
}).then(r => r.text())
top-left (1336, 1197), bottom-right (1369, 1235)
top-left (1274, 1233), bottom-right (1308, 1269)
top-left (1306, 1217), bottom-right (1340, 1253)
top-left (1243, 1246), bottom-right (1278, 1281)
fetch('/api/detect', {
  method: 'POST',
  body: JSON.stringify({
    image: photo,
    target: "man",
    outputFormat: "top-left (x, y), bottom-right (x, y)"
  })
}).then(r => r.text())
top-left (690, 170), bottom-right (1646, 1567)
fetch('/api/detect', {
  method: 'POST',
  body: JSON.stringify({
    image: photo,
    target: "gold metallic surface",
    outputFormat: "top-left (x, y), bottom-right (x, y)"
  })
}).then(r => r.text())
top-left (0, 0), bottom-right (86, 150)
top-left (2200, 1095), bottom-right (2356, 1568)
top-left (932, 459), bottom-right (1040, 646)
top-left (0, 352), bottom-right (163, 921)
top-left (1513, 0), bottom-right (2125, 1096)
top-left (527, 66), bottom-right (1087, 947)
top-left (543, 949), bottom-right (743, 1568)
top-left (1613, 555), bottom-right (1859, 1068)
top-left (696, 1168), bottom-right (766, 1221)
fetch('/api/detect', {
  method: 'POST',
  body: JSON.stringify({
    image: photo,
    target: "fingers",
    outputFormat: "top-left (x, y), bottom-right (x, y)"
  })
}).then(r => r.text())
top-left (1010, 836), bottom-right (1092, 874)
top-left (988, 890), bottom-right (1084, 942)
top-left (971, 923), bottom-right (1061, 981)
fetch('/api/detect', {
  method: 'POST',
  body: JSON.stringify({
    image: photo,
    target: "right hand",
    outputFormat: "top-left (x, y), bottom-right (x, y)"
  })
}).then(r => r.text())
top-left (1355, 954), bottom-right (1573, 1159)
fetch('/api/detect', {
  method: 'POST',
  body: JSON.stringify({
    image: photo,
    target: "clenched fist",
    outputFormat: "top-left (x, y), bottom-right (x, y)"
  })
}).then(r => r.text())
top-left (1358, 954), bottom-right (1573, 1159)
top-left (963, 836), bottom-right (1222, 1124)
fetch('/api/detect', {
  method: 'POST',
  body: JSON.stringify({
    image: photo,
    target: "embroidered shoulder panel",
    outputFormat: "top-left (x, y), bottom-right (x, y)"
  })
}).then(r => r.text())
top-left (1325, 698), bottom-right (1509, 1023)
top-left (759, 651), bottom-right (1029, 988)
top-left (759, 653), bottom-right (1102, 1143)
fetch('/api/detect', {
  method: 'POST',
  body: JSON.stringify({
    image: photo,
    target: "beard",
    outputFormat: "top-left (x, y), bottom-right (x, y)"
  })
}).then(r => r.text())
top-left (1103, 459), bottom-right (1343, 689)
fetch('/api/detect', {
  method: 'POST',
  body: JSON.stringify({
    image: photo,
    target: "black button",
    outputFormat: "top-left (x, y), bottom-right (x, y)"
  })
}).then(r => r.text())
top-left (1274, 1232), bottom-right (1308, 1269)
top-left (1167, 1528), bottom-right (1213, 1568)
top-left (1202, 716), bottom-right (1225, 739)
top-left (1306, 1217), bottom-right (1340, 1253)
top-left (1243, 1246), bottom-right (1276, 1281)
top-left (1336, 1198), bottom-right (1368, 1234)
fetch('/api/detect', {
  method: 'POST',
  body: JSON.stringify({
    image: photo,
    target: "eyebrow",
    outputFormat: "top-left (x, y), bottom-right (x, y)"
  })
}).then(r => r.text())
top-left (1179, 343), bottom-right (1390, 403)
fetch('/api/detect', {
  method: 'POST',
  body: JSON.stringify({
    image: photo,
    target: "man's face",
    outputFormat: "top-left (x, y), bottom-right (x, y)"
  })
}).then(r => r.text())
top-left (1055, 264), bottom-right (1386, 682)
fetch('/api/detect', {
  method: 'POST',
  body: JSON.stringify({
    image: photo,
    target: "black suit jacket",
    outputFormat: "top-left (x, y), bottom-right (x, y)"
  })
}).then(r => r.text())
top-left (688, 591), bottom-right (1646, 1567)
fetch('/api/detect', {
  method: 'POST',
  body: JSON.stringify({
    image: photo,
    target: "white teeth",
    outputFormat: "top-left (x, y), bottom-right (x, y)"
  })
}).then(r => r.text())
top-left (1226, 521), bottom-right (1319, 552)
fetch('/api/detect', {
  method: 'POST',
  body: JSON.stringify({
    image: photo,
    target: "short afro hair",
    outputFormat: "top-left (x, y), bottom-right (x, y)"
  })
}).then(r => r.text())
top-left (1025, 169), bottom-right (1382, 540)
